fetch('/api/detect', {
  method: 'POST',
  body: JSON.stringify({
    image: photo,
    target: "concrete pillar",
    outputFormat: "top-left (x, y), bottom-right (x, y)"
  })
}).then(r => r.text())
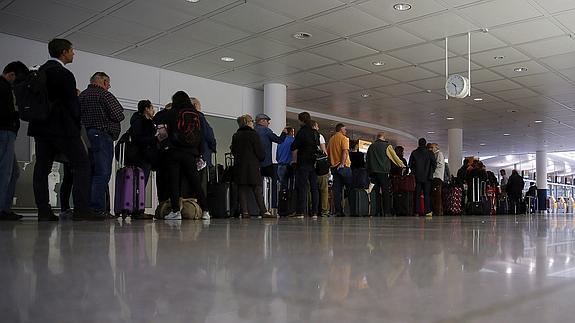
top-left (448, 128), bottom-right (463, 176)
top-left (536, 150), bottom-right (548, 211)
top-left (263, 83), bottom-right (287, 163)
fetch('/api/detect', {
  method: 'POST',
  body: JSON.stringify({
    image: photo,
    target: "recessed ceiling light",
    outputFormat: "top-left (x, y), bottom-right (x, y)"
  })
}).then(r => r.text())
top-left (474, 98), bottom-right (483, 102)
top-left (507, 109), bottom-right (517, 113)
top-left (425, 89), bottom-right (432, 93)
top-left (372, 61), bottom-right (385, 66)
top-left (480, 143), bottom-right (486, 146)
top-left (220, 56), bottom-right (235, 62)
top-left (430, 112), bottom-right (436, 115)
top-left (446, 117), bottom-right (455, 120)
top-left (503, 133), bottom-right (510, 136)
top-left (427, 131), bottom-right (435, 134)
top-left (514, 67), bottom-right (528, 72)
top-left (361, 93), bottom-right (370, 98)
top-left (292, 32), bottom-right (312, 40)
top-left (185, 0), bottom-right (199, 2)
top-left (393, 3), bottom-right (412, 11)
top-left (534, 120), bottom-right (543, 123)
top-left (494, 56), bottom-right (505, 60)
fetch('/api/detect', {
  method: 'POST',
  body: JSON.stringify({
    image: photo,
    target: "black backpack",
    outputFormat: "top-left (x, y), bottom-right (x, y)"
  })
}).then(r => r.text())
top-left (13, 67), bottom-right (54, 122)
top-left (172, 108), bottom-right (202, 148)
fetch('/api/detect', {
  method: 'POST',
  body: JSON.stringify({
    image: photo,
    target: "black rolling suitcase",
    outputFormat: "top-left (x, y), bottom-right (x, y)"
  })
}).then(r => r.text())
top-left (207, 154), bottom-right (230, 218)
top-left (393, 191), bottom-right (414, 216)
top-left (278, 166), bottom-right (297, 216)
top-left (466, 178), bottom-right (489, 215)
top-left (348, 188), bottom-right (369, 216)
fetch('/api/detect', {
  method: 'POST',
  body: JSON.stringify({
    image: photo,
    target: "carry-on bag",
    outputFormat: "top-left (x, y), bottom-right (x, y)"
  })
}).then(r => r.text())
top-left (278, 167), bottom-right (297, 216)
top-left (466, 178), bottom-right (489, 215)
top-left (443, 184), bottom-right (463, 215)
top-left (348, 188), bottom-right (369, 216)
top-left (206, 154), bottom-right (230, 218)
top-left (114, 143), bottom-right (146, 219)
top-left (392, 174), bottom-right (416, 193)
top-left (393, 191), bottom-right (414, 216)
top-left (369, 187), bottom-right (381, 216)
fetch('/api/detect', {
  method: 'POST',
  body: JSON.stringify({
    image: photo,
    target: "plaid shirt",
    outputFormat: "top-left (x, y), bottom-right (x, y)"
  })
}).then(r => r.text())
top-left (79, 84), bottom-right (124, 140)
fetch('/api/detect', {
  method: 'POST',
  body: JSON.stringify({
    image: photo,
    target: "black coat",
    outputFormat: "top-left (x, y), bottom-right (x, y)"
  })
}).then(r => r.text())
top-left (231, 126), bottom-right (264, 186)
top-left (507, 173), bottom-right (525, 199)
top-left (28, 60), bottom-right (81, 138)
top-left (129, 112), bottom-right (158, 166)
top-left (408, 146), bottom-right (437, 182)
top-left (0, 76), bottom-right (19, 133)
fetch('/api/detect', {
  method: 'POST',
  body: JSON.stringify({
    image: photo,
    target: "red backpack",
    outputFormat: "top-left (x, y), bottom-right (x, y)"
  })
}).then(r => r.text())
top-left (172, 108), bottom-right (202, 148)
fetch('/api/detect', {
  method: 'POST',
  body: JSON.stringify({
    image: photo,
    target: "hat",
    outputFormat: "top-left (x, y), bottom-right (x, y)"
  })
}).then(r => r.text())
top-left (255, 113), bottom-right (271, 121)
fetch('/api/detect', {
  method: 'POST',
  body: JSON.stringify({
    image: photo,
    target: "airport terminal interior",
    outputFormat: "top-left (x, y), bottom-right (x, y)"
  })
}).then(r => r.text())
top-left (3, 0), bottom-right (575, 322)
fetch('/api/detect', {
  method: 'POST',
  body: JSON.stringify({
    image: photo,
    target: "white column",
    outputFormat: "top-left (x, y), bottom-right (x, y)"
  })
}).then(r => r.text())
top-left (263, 83), bottom-right (287, 163)
top-left (536, 150), bottom-right (548, 211)
top-left (448, 128), bottom-right (463, 176)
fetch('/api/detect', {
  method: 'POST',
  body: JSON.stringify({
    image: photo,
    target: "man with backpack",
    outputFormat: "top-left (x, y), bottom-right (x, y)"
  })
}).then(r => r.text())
top-left (0, 61), bottom-right (28, 220)
top-left (79, 72), bottom-right (124, 217)
top-left (23, 39), bottom-right (96, 221)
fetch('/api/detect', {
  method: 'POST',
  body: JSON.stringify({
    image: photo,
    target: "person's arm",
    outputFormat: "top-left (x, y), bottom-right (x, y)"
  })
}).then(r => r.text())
top-left (290, 132), bottom-right (301, 164)
top-left (408, 154), bottom-right (415, 174)
top-left (253, 134), bottom-right (265, 162)
top-left (102, 92), bottom-right (125, 122)
top-left (268, 128), bottom-right (286, 144)
top-left (339, 149), bottom-right (349, 169)
top-left (387, 145), bottom-right (406, 168)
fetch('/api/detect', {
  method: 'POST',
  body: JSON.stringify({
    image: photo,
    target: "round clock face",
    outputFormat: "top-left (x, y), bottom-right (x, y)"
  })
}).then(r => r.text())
top-left (445, 74), bottom-right (469, 98)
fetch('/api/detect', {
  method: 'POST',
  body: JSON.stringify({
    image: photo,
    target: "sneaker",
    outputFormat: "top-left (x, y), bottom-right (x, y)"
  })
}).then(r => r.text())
top-left (425, 212), bottom-right (433, 217)
top-left (0, 210), bottom-right (23, 221)
top-left (289, 213), bottom-right (305, 219)
top-left (311, 215), bottom-right (318, 220)
top-left (59, 209), bottom-right (74, 220)
top-left (201, 211), bottom-right (210, 220)
top-left (164, 211), bottom-right (182, 220)
top-left (38, 210), bottom-right (59, 222)
top-left (262, 212), bottom-right (276, 218)
top-left (240, 213), bottom-right (250, 219)
top-left (320, 211), bottom-right (331, 218)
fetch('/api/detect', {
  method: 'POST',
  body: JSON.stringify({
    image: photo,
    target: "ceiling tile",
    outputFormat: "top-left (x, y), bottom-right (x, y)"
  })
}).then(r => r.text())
top-left (5, 0), bottom-right (96, 27)
top-left (313, 81), bottom-right (363, 94)
top-left (271, 52), bottom-right (336, 70)
top-left (166, 59), bottom-right (229, 77)
top-left (174, 20), bottom-right (250, 46)
top-left (311, 64), bottom-right (370, 79)
top-left (346, 53), bottom-right (410, 72)
top-left (374, 83), bottom-right (423, 96)
top-left (227, 38), bottom-right (297, 59)
top-left (287, 88), bottom-right (331, 101)
top-left (193, 48), bottom-right (261, 68)
top-left (513, 72), bottom-right (571, 87)
top-left (471, 47), bottom-right (530, 67)
top-left (250, 0), bottom-right (345, 19)
top-left (110, 0), bottom-right (196, 30)
top-left (492, 88), bottom-right (539, 100)
top-left (409, 76), bottom-right (448, 90)
top-left (154, 0), bottom-right (238, 16)
top-left (0, 12), bottom-right (67, 42)
top-left (67, 32), bottom-right (130, 56)
top-left (541, 51), bottom-right (575, 70)
top-left (559, 66), bottom-right (575, 83)
top-left (458, 0), bottom-right (542, 27)
top-left (357, 0), bottom-right (446, 24)
top-left (555, 10), bottom-right (575, 34)
top-left (420, 57), bottom-right (481, 74)
top-left (490, 18), bottom-right (565, 44)
top-left (280, 72), bottom-right (335, 87)
top-left (211, 2), bottom-right (293, 33)
top-left (474, 79), bottom-right (523, 92)
top-left (400, 12), bottom-right (478, 41)
top-left (443, 32), bottom-right (506, 55)
top-left (401, 92), bottom-right (445, 103)
top-left (308, 40), bottom-right (378, 61)
top-left (239, 61), bottom-right (300, 77)
top-left (212, 70), bottom-right (267, 85)
top-left (116, 47), bottom-right (186, 67)
top-left (344, 74), bottom-right (398, 88)
top-left (490, 60), bottom-right (549, 78)
top-left (388, 43), bottom-right (455, 64)
top-left (56, 0), bottom-right (122, 11)
top-left (307, 7), bottom-right (387, 36)
top-left (81, 16), bottom-right (161, 43)
top-left (516, 36), bottom-right (575, 58)
top-left (533, 0), bottom-right (575, 13)
top-left (352, 27), bottom-right (425, 51)
top-left (381, 66), bottom-right (437, 82)
top-left (139, 34), bottom-right (214, 58)
top-left (469, 69), bottom-right (505, 83)
top-left (263, 21), bottom-right (340, 49)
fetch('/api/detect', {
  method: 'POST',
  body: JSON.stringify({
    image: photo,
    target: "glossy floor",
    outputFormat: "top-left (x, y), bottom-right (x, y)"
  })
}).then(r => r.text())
top-left (2, 215), bottom-right (575, 322)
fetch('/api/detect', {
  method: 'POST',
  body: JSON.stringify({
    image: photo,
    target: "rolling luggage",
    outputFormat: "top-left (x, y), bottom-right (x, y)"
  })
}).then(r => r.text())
top-left (466, 178), bottom-right (489, 215)
top-left (392, 174), bottom-right (416, 192)
top-left (207, 154), bottom-right (230, 218)
top-left (351, 168), bottom-right (370, 189)
top-left (443, 184), bottom-right (463, 215)
top-left (114, 143), bottom-right (146, 219)
top-left (369, 187), bottom-right (381, 216)
top-left (278, 168), bottom-right (297, 216)
top-left (497, 195), bottom-right (509, 215)
top-left (394, 191), bottom-right (414, 216)
top-left (486, 185), bottom-right (498, 215)
top-left (348, 188), bottom-right (369, 216)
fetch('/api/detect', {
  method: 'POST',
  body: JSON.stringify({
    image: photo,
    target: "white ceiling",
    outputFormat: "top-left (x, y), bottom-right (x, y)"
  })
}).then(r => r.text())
top-left (3, 0), bottom-right (575, 155)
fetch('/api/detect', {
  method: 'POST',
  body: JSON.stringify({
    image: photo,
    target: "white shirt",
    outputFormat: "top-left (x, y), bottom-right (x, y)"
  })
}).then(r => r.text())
top-left (319, 134), bottom-right (325, 145)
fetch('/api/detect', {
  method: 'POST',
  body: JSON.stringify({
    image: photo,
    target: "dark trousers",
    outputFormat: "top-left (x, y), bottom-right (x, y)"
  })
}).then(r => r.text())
top-left (509, 195), bottom-right (522, 214)
top-left (34, 136), bottom-right (91, 214)
top-left (239, 185), bottom-right (266, 216)
top-left (295, 163), bottom-right (319, 215)
top-left (155, 159), bottom-right (170, 202)
top-left (371, 172), bottom-right (391, 216)
top-left (431, 178), bottom-right (443, 216)
top-left (415, 180), bottom-right (432, 215)
top-left (166, 150), bottom-right (206, 212)
top-left (59, 163), bottom-right (73, 212)
top-left (332, 167), bottom-right (352, 215)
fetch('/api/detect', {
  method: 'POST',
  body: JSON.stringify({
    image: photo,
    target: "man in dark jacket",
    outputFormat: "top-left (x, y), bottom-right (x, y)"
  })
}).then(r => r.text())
top-left (507, 169), bottom-right (525, 214)
top-left (0, 61), bottom-right (28, 220)
top-left (255, 113), bottom-right (286, 177)
top-left (28, 39), bottom-right (95, 221)
top-left (408, 138), bottom-right (437, 217)
top-left (129, 100), bottom-right (157, 184)
top-left (366, 132), bottom-right (405, 216)
top-left (290, 119), bottom-right (320, 218)
top-left (79, 72), bottom-right (124, 217)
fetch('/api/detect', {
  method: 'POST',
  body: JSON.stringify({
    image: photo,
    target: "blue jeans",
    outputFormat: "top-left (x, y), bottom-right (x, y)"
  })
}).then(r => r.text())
top-left (88, 129), bottom-right (114, 213)
top-left (0, 131), bottom-right (18, 212)
top-left (331, 167), bottom-right (352, 215)
top-left (277, 164), bottom-right (290, 189)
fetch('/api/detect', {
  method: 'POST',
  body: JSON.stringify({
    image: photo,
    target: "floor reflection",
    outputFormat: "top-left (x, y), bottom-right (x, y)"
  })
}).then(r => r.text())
top-left (3, 215), bottom-right (575, 322)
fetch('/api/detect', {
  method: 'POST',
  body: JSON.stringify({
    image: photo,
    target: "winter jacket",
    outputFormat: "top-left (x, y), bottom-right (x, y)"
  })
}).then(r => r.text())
top-left (129, 112), bottom-right (158, 166)
top-left (231, 126), bottom-right (265, 186)
top-left (507, 173), bottom-right (525, 199)
top-left (290, 124), bottom-right (319, 165)
top-left (408, 146), bottom-right (437, 182)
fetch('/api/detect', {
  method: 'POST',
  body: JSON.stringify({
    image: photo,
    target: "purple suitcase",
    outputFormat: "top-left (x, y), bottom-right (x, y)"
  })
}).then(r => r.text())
top-left (114, 142), bottom-right (146, 218)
